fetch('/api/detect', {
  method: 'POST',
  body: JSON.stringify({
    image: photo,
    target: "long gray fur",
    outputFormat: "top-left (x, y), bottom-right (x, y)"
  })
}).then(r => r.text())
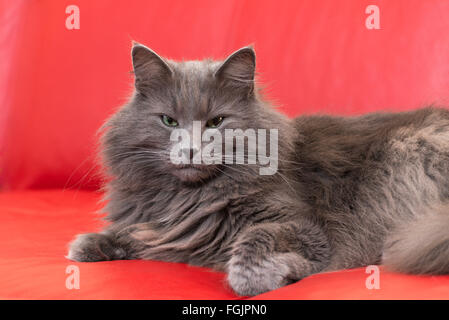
top-left (68, 43), bottom-right (449, 296)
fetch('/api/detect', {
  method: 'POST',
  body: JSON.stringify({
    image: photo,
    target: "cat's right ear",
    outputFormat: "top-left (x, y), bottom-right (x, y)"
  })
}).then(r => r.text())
top-left (214, 46), bottom-right (256, 97)
top-left (131, 43), bottom-right (173, 93)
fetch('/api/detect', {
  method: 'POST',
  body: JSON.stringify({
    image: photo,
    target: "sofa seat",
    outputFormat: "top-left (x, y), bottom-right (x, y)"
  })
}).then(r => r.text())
top-left (1, 190), bottom-right (448, 299)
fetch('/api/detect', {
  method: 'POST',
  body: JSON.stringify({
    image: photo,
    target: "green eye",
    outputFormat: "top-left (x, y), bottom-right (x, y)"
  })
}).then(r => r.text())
top-left (161, 115), bottom-right (179, 127)
top-left (206, 116), bottom-right (224, 128)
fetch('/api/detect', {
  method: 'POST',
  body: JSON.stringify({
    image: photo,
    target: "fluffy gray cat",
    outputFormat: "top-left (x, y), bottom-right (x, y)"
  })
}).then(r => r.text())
top-left (68, 43), bottom-right (449, 296)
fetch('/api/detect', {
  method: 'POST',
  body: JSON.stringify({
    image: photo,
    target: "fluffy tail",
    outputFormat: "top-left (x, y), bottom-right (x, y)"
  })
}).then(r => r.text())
top-left (382, 205), bottom-right (449, 275)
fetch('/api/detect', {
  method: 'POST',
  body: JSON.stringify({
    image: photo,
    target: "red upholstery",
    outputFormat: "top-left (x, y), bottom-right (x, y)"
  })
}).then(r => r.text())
top-left (1, 0), bottom-right (449, 299)
top-left (1, 190), bottom-right (448, 300)
top-left (0, 190), bottom-right (237, 299)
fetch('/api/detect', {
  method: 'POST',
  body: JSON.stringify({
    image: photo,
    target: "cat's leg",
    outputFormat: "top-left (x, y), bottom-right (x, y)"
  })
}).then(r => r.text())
top-left (227, 220), bottom-right (331, 296)
top-left (67, 224), bottom-right (146, 262)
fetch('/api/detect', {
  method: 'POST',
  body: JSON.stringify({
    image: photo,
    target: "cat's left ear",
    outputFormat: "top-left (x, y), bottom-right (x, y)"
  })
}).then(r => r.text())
top-left (214, 46), bottom-right (256, 96)
top-left (131, 42), bottom-right (173, 93)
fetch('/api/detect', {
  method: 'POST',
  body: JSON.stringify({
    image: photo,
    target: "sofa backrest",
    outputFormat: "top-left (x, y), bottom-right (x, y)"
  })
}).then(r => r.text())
top-left (1, 0), bottom-right (449, 190)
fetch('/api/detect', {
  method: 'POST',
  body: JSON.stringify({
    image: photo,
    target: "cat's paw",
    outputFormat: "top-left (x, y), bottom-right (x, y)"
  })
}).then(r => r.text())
top-left (67, 233), bottom-right (127, 262)
top-left (227, 255), bottom-right (292, 296)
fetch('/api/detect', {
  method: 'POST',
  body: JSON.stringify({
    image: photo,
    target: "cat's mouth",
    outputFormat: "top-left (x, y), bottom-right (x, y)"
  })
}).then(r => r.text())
top-left (171, 164), bottom-right (218, 183)
top-left (175, 164), bottom-right (204, 170)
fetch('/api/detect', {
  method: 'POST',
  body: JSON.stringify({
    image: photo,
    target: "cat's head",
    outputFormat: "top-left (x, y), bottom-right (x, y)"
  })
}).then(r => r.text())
top-left (102, 43), bottom-right (274, 186)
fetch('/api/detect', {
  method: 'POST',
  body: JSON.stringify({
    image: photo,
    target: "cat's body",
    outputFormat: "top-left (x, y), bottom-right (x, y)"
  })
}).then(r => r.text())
top-left (294, 110), bottom-right (449, 273)
top-left (68, 44), bottom-right (449, 296)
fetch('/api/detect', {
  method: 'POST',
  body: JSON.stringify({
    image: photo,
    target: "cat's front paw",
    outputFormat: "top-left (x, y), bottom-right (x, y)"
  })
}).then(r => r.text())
top-left (67, 233), bottom-right (126, 262)
top-left (227, 255), bottom-right (291, 296)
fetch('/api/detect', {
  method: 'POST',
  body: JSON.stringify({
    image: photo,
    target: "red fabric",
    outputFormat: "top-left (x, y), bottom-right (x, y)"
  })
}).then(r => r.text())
top-left (1, 190), bottom-right (448, 299)
top-left (2, 0), bottom-right (449, 190)
top-left (1, 1), bottom-right (449, 299)
top-left (253, 269), bottom-right (449, 300)
top-left (0, 190), bottom-right (238, 299)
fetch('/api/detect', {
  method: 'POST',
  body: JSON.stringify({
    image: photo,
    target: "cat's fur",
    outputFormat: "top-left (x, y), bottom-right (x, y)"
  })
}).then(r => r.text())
top-left (68, 43), bottom-right (449, 296)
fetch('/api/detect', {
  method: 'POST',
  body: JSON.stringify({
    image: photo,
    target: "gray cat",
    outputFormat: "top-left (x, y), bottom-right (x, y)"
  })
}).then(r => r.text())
top-left (68, 43), bottom-right (449, 296)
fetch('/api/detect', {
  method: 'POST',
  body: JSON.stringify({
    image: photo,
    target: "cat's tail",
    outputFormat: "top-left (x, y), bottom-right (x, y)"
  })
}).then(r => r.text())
top-left (382, 205), bottom-right (449, 275)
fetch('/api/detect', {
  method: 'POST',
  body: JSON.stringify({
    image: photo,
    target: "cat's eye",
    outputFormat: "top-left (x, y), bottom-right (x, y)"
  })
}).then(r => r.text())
top-left (161, 115), bottom-right (179, 127)
top-left (206, 116), bottom-right (224, 128)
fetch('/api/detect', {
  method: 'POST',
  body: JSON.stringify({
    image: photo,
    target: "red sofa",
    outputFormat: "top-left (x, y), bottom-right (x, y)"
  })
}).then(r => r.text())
top-left (1, 0), bottom-right (449, 299)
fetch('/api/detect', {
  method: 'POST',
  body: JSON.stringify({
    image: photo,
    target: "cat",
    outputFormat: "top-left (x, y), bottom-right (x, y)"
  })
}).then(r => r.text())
top-left (68, 43), bottom-right (449, 296)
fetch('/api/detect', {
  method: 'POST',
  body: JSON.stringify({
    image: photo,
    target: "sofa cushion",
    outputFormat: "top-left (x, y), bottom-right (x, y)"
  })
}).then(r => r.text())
top-left (2, 0), bottom-right (449, 190)
top-left (1, 190), bottom-right (448, 299)
top-left (0, 190), bottom-right (237, 299)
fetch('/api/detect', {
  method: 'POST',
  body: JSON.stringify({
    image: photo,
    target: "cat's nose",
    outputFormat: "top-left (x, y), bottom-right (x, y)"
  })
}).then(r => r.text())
top-left (181, 147), bottom-right (200, 160)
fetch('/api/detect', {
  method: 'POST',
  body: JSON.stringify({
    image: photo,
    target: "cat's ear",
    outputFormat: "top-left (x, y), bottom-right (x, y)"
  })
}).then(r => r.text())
top-left (214, 46), bottom-right (256, 96)
top-left (131, 43), bottom-right (173, 93)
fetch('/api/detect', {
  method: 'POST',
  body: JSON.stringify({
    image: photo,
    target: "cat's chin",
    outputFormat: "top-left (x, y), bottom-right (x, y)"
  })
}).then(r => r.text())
top-left (171, 164), bottom-right (217, 184)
